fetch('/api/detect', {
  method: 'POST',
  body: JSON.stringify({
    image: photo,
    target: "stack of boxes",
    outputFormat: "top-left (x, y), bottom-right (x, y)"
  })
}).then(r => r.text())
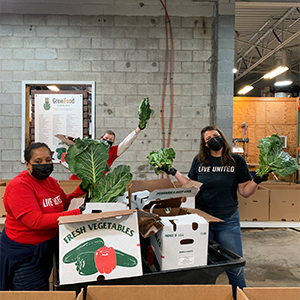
top-left (238, 182), bottom-right (300, 221)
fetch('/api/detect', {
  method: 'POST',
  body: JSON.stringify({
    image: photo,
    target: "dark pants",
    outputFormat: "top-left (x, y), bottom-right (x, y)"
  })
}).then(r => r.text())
top-left (11, 256), bottom-right (53, 291)
top-left (209, 209), bottom-right (246, 300)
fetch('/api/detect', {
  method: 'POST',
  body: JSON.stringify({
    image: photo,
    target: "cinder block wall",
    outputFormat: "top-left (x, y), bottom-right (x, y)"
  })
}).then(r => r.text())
top-left (0, 1), bottom-right (234, 181)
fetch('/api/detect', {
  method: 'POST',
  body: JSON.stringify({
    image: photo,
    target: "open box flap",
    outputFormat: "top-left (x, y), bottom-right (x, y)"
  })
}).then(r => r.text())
top-left (58, 209), bottom-right (135, 225)
top-left (55, 134), bottom-right (76, 145)
top-left (138, 208), bottom-right (222, 238)
top-left (128, 178), bottom-right (175, 194)
top-left (137, 210), bottom-right (163, 238)
top-left (182, 180), bottom-right (203, 189)
top-left (147, 187), bottom-right (199, 201)
top-left (142, 197), bottom-right (183, 210)
top-left (184, 208), bottom-right (223, 223)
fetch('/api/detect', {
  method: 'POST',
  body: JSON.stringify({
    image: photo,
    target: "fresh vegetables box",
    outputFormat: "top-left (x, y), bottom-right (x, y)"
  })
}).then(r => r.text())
top-left (58, 210), bottom-right (142, 285)
top-left (76, 285), bottom-right (248, 300)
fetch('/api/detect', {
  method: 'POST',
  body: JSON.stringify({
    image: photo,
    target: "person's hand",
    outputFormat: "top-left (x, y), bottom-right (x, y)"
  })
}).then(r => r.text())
top-left (79, 204), bottom-right (86, 214)
top-left (253, 173), bottom-right (269, 184)
top-left (79, 183), bottom-right (89, 194)
top-left (159, 165), bottom-right (177, 176)
top-left (138, 122), bottom-right (147, 130)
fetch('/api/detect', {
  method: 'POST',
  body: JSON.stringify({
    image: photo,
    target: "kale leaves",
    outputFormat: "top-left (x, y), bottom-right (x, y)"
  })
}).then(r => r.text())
top-left (256, 133), bottom-right (299, 178)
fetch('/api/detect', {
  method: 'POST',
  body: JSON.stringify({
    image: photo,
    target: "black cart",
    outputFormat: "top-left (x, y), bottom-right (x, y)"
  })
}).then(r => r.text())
top-left (53, 240), bottom-right (245, 295)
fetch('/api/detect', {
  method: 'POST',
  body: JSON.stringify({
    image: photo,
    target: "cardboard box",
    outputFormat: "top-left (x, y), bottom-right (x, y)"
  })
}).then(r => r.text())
top-left (242, 287), bottom-right (300, 300)
top-left (173, 180), bottom-right (196, 208)
top-left (68, 193), bottom-right (129, 212)
top-left (0, 291), bottom-right (76, 300)
top-left (262, 184), bottom-right (300, 221)
top-left (238, 186), bottom-right (269, 221)
top-left (140, 207), bottom-right (221, 272)
top-left (0, 181), bottom-right (9, 217)
top-left (58, 180), bottom-right (82, 195)
top-left (128, 178), bottom-right (201, 210)
top-left (58, 210), bottom-right (142, 285)
top-left (83, 202), bottom-right (128, 214)
top-left (76, 285), bottom-right (248, 300)
top-left (149, 214), bottom-right (208, 271)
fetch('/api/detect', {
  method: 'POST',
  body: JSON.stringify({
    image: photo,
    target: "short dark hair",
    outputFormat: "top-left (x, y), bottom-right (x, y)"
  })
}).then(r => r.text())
top-left (103, 130), bottom-right (116, 137)
top-left (24, 142), bottom-right (52, 162)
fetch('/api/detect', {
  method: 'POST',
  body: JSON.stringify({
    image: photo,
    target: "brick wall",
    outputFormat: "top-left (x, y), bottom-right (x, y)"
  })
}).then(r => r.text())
top-left (0, 1), bottom-right (235, 180)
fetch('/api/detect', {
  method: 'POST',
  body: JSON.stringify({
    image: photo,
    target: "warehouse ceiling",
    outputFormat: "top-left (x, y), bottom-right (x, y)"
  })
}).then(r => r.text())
top-left (234, 1), bottom-right (300, 96)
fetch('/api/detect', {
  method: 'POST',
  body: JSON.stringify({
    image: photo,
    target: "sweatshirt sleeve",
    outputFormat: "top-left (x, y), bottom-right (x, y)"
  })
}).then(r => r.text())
top-left (18, 208), bottom-right (81, 230)
top-left (65, 185), bottom-right (86, 205)
top-left (116, 130), bottom-right (138, 156)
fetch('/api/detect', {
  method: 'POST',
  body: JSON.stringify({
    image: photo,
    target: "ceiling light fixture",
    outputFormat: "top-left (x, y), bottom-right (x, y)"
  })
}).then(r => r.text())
top-left (237, 85), bottom-right (254, 95)
top-left (233, 67), bottom-right (238, 74)
top-left (263, 66), bottom-right (289, 79)
top-left (274, 79), bottom-right (292, 87)
top-left (263, 49), bottom-right (291, 80)
top-left (47, 85), bottom-right (60, 92)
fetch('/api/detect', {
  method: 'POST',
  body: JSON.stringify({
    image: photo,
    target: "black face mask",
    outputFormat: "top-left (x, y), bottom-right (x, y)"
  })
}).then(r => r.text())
top-left (102, 138), bottom-right (113, 147)
top-left (31, 163), bottom-right (54, 180)
top-left (207, 135), bottom-right (223, 151)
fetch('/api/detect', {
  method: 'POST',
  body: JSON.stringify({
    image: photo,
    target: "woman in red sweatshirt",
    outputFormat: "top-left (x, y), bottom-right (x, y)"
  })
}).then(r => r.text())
top-left (0, 142), bottom-right (85, 291)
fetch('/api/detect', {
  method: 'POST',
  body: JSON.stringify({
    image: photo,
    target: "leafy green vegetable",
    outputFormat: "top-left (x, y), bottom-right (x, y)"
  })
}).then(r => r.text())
top-left (65, 138), bottom-right (132, 202)
top-left (256, 133), bottom-right (299, 178)
top-left (138, 97), bottom-right (151, 129)
top-left (147, 148), bottom-right (176, 175)
top-left (65, 138), bottom-right (110, 197)
top-left (91, 165), bottom-right (133, 202)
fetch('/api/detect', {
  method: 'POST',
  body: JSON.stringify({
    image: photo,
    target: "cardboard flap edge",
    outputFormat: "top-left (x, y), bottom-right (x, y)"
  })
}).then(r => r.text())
top-left (59, 209), bottom-right (136, 224)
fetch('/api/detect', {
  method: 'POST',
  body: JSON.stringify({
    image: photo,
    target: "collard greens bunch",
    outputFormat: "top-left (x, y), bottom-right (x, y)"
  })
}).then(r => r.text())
top-left (256, 133), bottom-right (299, 178)
top-left (65, 138), bottom-right (132, 202)
top-left (138, 97), bottom-right (151, 129)
top-left (147, 148), bottom-right (176, 175)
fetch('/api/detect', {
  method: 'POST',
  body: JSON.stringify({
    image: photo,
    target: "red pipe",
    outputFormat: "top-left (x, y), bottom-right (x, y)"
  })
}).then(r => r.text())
top-left (160, 0), bottom-right (174, 149)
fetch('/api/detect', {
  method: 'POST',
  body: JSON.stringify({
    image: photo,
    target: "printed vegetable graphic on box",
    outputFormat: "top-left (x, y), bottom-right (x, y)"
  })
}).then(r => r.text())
top-left (63, 237), bottom-right (138, 276)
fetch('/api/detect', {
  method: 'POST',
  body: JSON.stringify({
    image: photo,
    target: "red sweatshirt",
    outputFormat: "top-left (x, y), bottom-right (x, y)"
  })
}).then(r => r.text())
top-left (3, 170), bottom-right (83, 245)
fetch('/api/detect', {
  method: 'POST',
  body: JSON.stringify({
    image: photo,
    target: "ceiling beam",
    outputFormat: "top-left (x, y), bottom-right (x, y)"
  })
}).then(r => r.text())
top-left (236, 7), bottom-right (296, 64)
top-left (234, 29), bottom-right (300, 82)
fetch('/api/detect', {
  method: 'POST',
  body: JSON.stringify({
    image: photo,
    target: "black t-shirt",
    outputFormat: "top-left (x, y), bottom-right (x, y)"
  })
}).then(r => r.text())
top-left (188, 153), bottom-right (252, 220)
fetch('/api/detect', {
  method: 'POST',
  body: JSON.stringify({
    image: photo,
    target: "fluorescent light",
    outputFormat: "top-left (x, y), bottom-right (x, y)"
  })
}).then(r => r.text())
top-left (274, 80), bottom-right (292, 87)
top-left (274, 67), bottom-right (293, 86)
top-left (237, 85), bottom-right (254, 95)
top-left (263, 66), bottom-right (288, 79)
top-left (47, 85), bottom-right (60, 91)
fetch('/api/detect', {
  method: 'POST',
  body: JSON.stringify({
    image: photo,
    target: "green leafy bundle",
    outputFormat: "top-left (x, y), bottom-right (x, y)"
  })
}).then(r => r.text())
top-left (138, 97), bottom-right (151, 129)
top-left (91, 165), bottom-right (132, 203)
top-left (256, 134), bottom-right (299, 178)
top-left (65, 138), bottom-right (132, 202)
top-left (147, 148), bottom-right (176, 175)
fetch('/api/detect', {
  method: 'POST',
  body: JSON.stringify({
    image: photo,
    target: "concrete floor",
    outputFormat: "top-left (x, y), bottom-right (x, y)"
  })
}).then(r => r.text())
top-left (216, 228), bottom-right (300, 287)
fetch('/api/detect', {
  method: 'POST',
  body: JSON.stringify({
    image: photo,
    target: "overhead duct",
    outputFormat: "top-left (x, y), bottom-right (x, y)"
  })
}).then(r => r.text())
top-left (274, 49), bottom-right (293, 86)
